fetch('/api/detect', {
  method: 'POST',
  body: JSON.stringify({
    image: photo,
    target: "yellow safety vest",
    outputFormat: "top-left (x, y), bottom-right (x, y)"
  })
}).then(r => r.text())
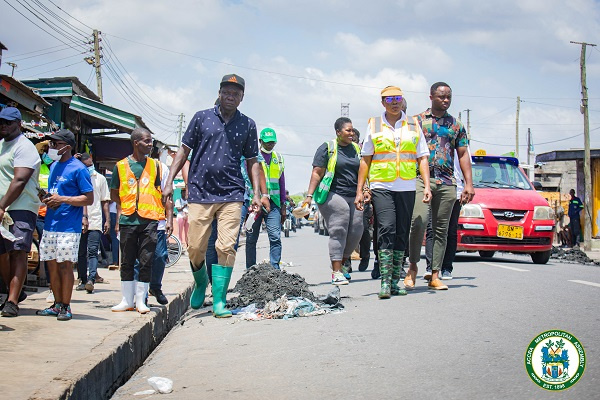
top-left (261, 151), bottom-right (284, 206)
top-left (369, 117), bottom-right (420, 182)
top-left (116, 157), bottom-right (165, 220)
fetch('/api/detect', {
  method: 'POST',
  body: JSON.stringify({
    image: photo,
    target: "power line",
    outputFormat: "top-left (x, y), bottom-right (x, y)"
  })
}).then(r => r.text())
top-left (15, 51), bottom-right (87, 73)
top-left (6, 43), bottom-right (73, 59)
top-left (46, 0), bottom-right (94, 30)
top-left (521, 99), bottom-right (599, 112)
top-left (22, 60), bottom-right (84, 79)
top-left (29, 0), bottom-right (90, 40)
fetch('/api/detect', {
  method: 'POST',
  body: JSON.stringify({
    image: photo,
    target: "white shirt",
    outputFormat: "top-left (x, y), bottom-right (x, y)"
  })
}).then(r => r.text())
top-left (87, 169), bottom-right (110, 231)
top-left (0, 134), bottom-right (41, 213)
top-left (362, 111), bottom-right (429, 192)
top-left (454, 146), bottom-right (472, 200)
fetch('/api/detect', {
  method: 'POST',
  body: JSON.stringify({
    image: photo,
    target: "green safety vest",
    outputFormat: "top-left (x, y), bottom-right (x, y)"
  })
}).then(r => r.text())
top-left (369, 117), bottom-right (420, 182)
top-left (313, 140), bottom-right (361, 204)
top-left (261, 151), bottom-right (284, 206)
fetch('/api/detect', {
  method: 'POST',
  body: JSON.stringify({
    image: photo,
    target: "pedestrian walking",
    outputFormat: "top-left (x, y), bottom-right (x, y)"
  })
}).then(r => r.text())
top-left (568, 189), bottom-right (584, 247)
top-left (406, 82), bottom-right (474, 291)
top-left (303, 117), bottom-right (363, 286)
top-left (175, 188), bottom-right (189, 247)
top-left (355, 87), bottom-right (431, 298)
top-left (110, 128), bottom-right (166, 314)
top-left (246, 128), bottom-right (286, 270)
top-left (0, 107), bottom-right (41, 317)
top-left (163, 74), bottom-right (268, 318)
top-left (36, 129), bottom-right (93, 321)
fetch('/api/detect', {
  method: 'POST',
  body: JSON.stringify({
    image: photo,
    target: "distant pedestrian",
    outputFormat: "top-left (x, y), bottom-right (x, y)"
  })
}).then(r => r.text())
top-left (37, 129), bottom-right (93, 321)
top-left (163, 74), bottom-right (268, 318)
top-left (110, 128), bottom-right (166, 314)
top-left (175, 188), bottom-right (189, 247)
top-left (304, 117), bottom-right (363, 286)
top-left (568, 189), bottom-right (584, 247)
top-left (0, 107), bottom-right (41, 317)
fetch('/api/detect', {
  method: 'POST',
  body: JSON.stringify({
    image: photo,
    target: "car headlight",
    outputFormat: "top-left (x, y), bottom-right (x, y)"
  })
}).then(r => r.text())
top-left (533, 206), bottom-right (555, 220)
top-left (460, 204), bottom-right (484, 218)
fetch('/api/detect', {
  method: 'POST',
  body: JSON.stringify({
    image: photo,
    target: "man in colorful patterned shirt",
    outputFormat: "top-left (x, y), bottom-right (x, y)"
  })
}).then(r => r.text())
top-left (406, 82), bottom-right (474, 291)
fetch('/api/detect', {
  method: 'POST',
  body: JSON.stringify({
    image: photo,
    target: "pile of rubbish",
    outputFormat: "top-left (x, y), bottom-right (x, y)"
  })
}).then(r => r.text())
top-left (228, 262), bottom-right (343, 320)
top-left (551, 246), bottom-right (600, 265)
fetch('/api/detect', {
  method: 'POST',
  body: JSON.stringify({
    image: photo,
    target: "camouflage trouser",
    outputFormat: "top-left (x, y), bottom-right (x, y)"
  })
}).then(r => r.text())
top-left (378, 249), bottom-right (393, 298)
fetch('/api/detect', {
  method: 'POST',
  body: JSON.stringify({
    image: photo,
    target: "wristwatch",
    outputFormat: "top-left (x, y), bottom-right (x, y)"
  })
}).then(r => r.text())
top-left (261, 194), bottom-right (270, 199)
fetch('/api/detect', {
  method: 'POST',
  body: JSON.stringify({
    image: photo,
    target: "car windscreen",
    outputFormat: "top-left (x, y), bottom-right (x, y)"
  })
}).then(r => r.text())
top-left (472, 160), bottom-right (532, 190)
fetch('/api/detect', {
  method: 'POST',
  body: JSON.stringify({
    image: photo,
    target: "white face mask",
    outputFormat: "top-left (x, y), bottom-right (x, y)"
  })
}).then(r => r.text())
top-left (261, 146), bottom-right (273, 154)
top-left (47, 146), bottom-right (67, 161)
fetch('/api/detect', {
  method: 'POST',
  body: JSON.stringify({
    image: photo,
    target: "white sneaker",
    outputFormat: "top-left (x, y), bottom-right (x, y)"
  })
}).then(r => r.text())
top-left (46, 291), bottom-right (55, 303)
top-left (441, 270), bottom-right (453, 280)
top-left (331, 271), bottom-right (349, 286)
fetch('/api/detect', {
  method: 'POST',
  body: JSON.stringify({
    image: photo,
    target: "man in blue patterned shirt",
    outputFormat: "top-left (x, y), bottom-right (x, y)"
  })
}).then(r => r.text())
top-left (406, 82), bottom-right (474, 291)
top-left (163, 74), bottom-right (269, 318)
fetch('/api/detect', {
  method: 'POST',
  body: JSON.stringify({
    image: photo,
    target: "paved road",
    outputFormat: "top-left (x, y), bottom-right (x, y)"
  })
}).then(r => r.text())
top-left (113, 226), bottom-right (599, 400)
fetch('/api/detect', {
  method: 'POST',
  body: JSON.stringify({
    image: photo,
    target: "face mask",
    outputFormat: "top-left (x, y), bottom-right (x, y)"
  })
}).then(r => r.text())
top-left (261, 146), bottom-right (273, 154)
top-left (47, 146), bottom-right (67, 161)
top-left (87, 165), bottom-right (95, 173)
top-left (42, 152), bottom-right (53, 165)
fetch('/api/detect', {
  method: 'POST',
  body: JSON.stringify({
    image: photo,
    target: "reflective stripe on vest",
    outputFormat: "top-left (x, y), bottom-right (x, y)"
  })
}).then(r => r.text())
top-left (321, 140), bottom-right (361, 188)
top-left (261, 151), bottom-right (284, 206)
top-left (369, 117), bottom-right (420, 182)
top-left (116, 157), bottom-right (165, 220)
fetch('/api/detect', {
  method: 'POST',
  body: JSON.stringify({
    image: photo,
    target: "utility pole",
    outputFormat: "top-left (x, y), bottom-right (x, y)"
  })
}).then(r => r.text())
top-left (527, 128), bottom-right (534, 181)
top-left (176, 113), bottom-right (185, 146)
top-left (571, 40), bottom-right (596, 251)
top-left (515, 96), bottom-right (520, 160)
top-left (7, 62), bottom-right (17, 77)
top-left (341, 103), bottom-right (349, 117)
top-left (93, 29), bottom-right (103, 101)
top-left (463, 109), bottom-right (471, 140)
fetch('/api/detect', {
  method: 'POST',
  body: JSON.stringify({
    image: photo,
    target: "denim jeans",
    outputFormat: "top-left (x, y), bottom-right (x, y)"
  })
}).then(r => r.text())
top-left (134, 229), bottom-right (167, 291)
top-left (77, 230), bottom-right (102, 283)
top-left (110, 212), bottom-right (119, 265)
top-left (246, 203), bottom-right (282, 269)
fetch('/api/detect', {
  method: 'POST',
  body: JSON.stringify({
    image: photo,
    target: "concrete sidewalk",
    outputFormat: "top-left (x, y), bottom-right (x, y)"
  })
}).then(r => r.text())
top-left (0, 254), bottom-right (193, 400)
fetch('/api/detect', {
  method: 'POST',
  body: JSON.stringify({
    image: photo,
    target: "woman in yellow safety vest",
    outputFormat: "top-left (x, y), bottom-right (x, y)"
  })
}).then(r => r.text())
top-left (303, 117), bottom-right (363, 286)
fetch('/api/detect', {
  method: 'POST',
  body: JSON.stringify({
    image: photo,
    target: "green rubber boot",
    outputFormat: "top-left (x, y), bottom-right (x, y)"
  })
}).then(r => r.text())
top-left (211, 265), bottom-right (233, 318)
top-left (190, 262), bottom-right (209, 309)
top-left (378, 249), bottom-right (393, 299)
top-left (391, 250), bottom-right (407, 296)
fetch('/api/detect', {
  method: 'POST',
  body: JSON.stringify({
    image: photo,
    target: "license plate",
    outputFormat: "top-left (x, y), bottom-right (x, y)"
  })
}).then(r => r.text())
top-left (497, 224), bottom-right (523, 240)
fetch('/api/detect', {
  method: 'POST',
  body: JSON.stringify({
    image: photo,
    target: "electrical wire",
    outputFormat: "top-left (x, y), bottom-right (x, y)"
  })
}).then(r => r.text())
top-left (22, 60), bottom-right (84, 79)
top-left (29, 0), bottom-right (90, 40)
top-left (14, 51), bottom-right (87, 73)
top-left (46, 0), bottom-right (94, 30)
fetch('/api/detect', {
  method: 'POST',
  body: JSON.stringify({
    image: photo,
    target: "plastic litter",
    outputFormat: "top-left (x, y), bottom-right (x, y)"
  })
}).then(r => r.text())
top-left (245, 211), bottom-right (259, 232)
top-left (134, 389), bottom-right (156, 396)
top-left (147, 377), bottom-right (173, 394)
top-left (292, 205), bottom-right (310, 219)
top-left (0, 214), bottom-right (22, 242)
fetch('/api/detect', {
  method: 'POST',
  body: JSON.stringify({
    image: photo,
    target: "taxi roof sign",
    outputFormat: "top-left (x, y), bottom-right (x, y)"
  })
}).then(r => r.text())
top-left (474, 149), bottom-right (487, 156)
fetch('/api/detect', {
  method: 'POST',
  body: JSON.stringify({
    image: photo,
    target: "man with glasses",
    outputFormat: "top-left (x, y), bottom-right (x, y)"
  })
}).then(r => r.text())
top-left (163, 74), bottom-right (269, 318)
top-left (37, 129), bottom-right (93, 321)
top-left (355, 86), bottom-right (431, 299)
top-left (0, 107), bottom-right (41, 317)
top-left (406, 82), bottom-right (474, 291)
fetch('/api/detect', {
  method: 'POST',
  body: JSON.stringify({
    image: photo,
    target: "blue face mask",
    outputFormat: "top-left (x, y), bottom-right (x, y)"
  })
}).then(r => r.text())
top-left (42, 153), bottom-right (53, 165)
top-left (87, 165), bottom-right (95, 173)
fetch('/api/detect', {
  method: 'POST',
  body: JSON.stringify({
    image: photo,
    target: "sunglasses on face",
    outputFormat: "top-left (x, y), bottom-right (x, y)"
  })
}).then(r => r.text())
top-left (384, 96), bottom-right (403, 103)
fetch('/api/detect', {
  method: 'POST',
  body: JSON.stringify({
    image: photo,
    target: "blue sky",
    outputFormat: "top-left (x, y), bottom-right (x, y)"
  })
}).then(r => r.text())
top-left (1, 0), bottom-right (599, 193)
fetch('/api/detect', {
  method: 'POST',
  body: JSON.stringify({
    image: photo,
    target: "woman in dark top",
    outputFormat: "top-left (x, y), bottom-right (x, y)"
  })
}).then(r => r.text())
top-left (302, 117), bottom-right (363, 285)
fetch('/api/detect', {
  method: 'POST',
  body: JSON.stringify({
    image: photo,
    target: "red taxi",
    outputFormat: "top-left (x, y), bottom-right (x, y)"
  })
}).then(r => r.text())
top-left (457, 155), bottom-right (555, 264)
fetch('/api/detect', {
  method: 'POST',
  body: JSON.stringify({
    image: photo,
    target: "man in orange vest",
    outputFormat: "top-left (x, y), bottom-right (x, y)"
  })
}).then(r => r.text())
top-left (110, 128), bottom-right (170, 314)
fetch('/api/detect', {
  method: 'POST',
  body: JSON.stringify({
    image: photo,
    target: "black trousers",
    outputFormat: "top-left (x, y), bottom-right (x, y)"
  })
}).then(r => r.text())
top-left (426, 199), bottom-right (461, 272)
top-left (371, 189), bottom-right (415, 252)
top-left (119, 222), bottom-right (158, 282)
top-left (359, 203), bottom-right (373, 260)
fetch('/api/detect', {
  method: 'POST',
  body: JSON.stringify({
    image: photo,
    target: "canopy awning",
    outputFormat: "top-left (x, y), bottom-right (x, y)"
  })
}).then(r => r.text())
top-left (69, 95), bottom-right (136, 130)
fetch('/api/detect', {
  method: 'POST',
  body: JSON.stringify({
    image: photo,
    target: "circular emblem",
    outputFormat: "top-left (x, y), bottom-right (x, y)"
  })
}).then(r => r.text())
top-left (141, 177), bottom-right (150, 185)
top-left (504, 211), bottom-right (515, 218)
top-left (525, 329), bottom-right (585, 391)
top-left (127, 178), bottom-right (136, 186)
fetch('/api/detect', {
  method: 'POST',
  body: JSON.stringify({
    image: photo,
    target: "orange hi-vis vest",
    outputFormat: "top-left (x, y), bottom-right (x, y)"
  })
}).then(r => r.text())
top-left (368, 116), bottom-right (420, 182)
top-left (116, 157), bottom-right (165, 220)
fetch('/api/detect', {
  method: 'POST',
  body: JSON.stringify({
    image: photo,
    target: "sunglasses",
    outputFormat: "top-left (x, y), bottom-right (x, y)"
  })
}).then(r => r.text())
top-left (384, 96), bottom-right (403, 103)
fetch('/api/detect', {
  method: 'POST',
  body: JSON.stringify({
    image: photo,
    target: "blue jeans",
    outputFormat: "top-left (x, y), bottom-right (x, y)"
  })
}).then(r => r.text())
top-left (134, 230), bottom-right (167, 291)
top-left (110, 212), bottom-right (119, 265)
top-left (246, 203), bottom-right (282, 269)
top-left (77, 230), bottom-right (102, 283)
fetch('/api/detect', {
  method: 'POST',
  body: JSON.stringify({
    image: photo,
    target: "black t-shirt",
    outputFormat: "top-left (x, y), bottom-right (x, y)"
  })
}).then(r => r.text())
top-left (312, 141), bottom-right (360, 197)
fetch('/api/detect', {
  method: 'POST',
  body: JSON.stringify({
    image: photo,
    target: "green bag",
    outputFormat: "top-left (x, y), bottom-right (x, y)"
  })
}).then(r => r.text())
top-left (313, 140), bottom-right (337, 204)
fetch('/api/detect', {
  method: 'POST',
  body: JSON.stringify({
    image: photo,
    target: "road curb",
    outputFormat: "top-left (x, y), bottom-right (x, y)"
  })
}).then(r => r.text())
top-left (29, 283), bottom-right (193, 400)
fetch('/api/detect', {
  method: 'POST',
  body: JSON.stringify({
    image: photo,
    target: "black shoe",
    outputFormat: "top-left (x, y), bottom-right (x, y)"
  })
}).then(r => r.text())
top-left (358, 259), bottom-right (369, 272)
top-left (371, 263), bottom-right (381, 280)
top-left (85, 280), bottom-right (94, 294)
top-left (1, 300), bottom-right (19, 317)
top-left (75, 283), bottom-right (86, 291)
top-left (149, 289), bottom-right (168, 305)
top-left (18, 290), bottom-right (28, 303)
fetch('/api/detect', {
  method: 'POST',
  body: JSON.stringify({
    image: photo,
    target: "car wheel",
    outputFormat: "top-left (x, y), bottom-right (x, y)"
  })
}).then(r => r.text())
top-left (530, 250), bottom-right (551, 264)
top-left (479, 250), bottom-right (495, 259)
